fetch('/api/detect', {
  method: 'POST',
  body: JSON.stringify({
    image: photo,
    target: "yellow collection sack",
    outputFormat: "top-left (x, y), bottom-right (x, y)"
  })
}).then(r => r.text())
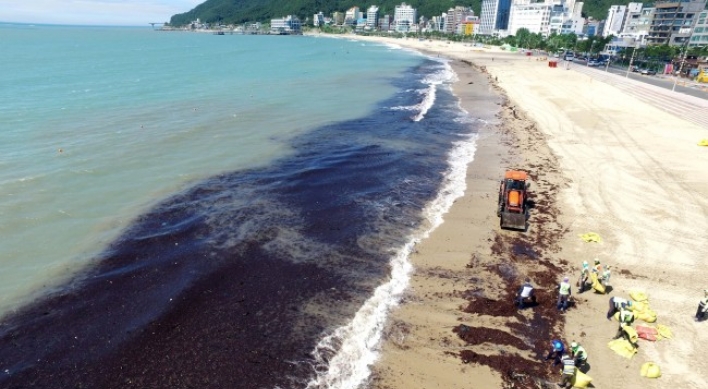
top-left (640, 362), bottom-right (661, 378)
top-left (623, 325), bottom-right (639, 343)
top-left (579, 232), bottom-right (602, 243)
top-left (572, 370), bottom-right (593, 388)
top-left (630, 290), bottom-right (649, 302)
top-left (636, 309), bottom-right (658, 323)
top-left (657, 324), bottom-right (673, 340)
top-left (590, 272), bottom-right (606, 294)
top-left (698, 139), bottom-right (708, 147)
top-left (630, 300), bottom-right (649, 313)
top-left (608, 338), bottom-right (637, 359)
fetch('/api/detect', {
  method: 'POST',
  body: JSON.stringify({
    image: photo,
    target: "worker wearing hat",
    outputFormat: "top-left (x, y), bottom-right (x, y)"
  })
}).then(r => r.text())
top-left (607, 296), bottom-right (632, 320)
top-left (591, 258), bottom-right (602, 274)
top-left (570, 341), bottom-right (588, 369)
top-left (545, 339), bottom-right (565, 366)
top-left (601, 265), bottom-right (612, 288)
top-left (557, 276), bottom-right (572, 312)
top-left (614, 308), bottom-right (636, 348)
top-left (577, 261), bottom-right (590, 293)
top-left (695, 289), bottom-right (708, 322)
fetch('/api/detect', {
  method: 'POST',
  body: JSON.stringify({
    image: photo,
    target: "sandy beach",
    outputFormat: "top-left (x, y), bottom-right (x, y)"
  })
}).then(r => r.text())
top-left (335, 35), bottom-right (708, 389)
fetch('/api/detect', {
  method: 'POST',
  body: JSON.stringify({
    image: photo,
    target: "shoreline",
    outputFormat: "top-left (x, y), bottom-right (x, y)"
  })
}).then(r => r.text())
top-left (339, 34), bottom-right (708, 389)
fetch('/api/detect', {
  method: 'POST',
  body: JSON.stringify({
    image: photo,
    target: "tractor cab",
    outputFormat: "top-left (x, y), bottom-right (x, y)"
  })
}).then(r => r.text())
top-left (497, 171), bottom-right (529, 230)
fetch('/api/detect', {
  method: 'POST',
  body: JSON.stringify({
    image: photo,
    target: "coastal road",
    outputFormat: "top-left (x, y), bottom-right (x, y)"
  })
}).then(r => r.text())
top-left (569, 64), bottom-right (708, 130)
top-left (570, 61), bottom-right (708, 100)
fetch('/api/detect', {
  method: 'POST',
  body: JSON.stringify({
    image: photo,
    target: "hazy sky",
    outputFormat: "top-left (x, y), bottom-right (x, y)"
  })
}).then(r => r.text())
top-left (0, 0), bottom-right (204, 26)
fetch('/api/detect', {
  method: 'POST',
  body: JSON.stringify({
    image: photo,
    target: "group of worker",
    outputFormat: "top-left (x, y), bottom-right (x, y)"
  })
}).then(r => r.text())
top-left (577, 259), bottom-right (611, 294)
top-left (514, 256), bottom-right (708, 387)
top-left (544, 339), bottom-right (588, 388)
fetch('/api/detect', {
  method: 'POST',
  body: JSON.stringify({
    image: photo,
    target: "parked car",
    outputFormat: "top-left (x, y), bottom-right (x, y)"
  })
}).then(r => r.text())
top-left (631, 66), bottom-right (640, 73)
top-left (640, 69), bottom-right (657, 75)
top-left (587, 60), bottom-right (600, 67)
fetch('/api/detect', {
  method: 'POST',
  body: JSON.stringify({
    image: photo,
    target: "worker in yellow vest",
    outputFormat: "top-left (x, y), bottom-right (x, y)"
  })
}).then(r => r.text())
top-left (570, 341), bottom-right (588, 370)
top-left (614, 308), bottom-right (636, 347)
top-left (606, 296), bottom-right (632, 320)
top-left (557, 276), bottom-right (572, 312)
top-left (695, 289), bottom-right (708, 322)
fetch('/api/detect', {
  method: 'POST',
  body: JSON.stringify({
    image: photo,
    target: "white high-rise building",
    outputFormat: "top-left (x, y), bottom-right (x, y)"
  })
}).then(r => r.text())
top-left (603, 5), bottom-right (627, 37)
top-left (394, 3), bottom-right (417, 32)
top-left (507, 0), bottom-right (553, 36)
top-left (507, 0), bottom-right (583, 37)
top-left (366, 6), bottom-right (379, 29)
top-left (345, 7), bottom-right (362, 26)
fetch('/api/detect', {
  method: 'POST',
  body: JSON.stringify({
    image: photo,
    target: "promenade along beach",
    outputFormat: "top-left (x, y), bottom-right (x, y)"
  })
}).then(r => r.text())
top-left (1, 24), bottom-right (708, 389)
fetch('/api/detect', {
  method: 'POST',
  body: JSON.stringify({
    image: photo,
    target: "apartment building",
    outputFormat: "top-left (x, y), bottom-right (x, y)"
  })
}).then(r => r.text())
top-left (366, 6), bottom-right (379, 29)
top-left (444, 6), bottom-right (475, 34)
top-left (619, 3), bottom-right (653, 45)
top-left (394, 3), bottom-right (417, 32)
top-left (480, 0), bottom-right (512, 35)
top-left (647, 0), bottom-right (706, 45)
top-left (507, 0), bottom-right (553, 35)
top-left (689, 10), bottom-right (708, 47)
top-left (603, 5), bottom-right (628, 36)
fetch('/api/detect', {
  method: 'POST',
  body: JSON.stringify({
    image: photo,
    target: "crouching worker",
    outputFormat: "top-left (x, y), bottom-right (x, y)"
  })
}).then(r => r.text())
top-left (570, 342), bottom-right (588, 370)
top-left (558, 353), bottom-right (577, 388)
top-left (515, 278), bottom-right (536, 309)
top-left (614, 309), bottom-right (636, 347)
top-left (545, 339), bottom-right (565, 366)
top-left (695, 289), bottom-right (708, 322)
top-left (606, 296), bottom-right (632, 320)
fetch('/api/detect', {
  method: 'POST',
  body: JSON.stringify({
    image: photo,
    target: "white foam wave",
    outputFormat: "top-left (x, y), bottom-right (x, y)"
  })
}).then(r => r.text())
top-left (410, 60), bottom-right (455, 122)
top-left (302, 125), bottom-right (479, 389)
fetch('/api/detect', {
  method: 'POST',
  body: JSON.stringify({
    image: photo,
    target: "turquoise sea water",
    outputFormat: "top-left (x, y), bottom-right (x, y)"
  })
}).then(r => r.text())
top-left (0, 24), bottom-right (499, 389)
top-left (0, 25), bottom-right (420, 315)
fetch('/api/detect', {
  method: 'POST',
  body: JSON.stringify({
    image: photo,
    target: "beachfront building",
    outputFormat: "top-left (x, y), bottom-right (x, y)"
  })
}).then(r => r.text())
top-left (689, 10), bottom-right (708, 47)
top-left (480, 0), bottom-right (512, 35)
top-left (444, 6), bottom-right (475, 34)
top-left (332, 12), bottom-right (345, 26)
top-left (366, 6), bottom-right (380, 29)
top-left (647, 0), bottom-right (706, 45)
top-left (379, 14), bottom-right (393, 31)
top-left (618, 3), bottom-right (652, 45)
top-left (460, 16), bottom-right (481, 36)
top-left (603, 5), bottom-right (628, 37)
top-left (507, 0), bottom-right (553, 36)
top-left (428, 15), bottom-right (445, 32)
top-left (270, 15), bottom-right (301, 34)
top-left (313, 12), bottom-right (325, 27)
top-left (548, 0), bottom-right (584, 35)
top-left (584, 18), bottom-right (603, 36)
top-left (345, 7), bottom-right (362, 26)
top-left (394, 3), bottom-right (417, 32)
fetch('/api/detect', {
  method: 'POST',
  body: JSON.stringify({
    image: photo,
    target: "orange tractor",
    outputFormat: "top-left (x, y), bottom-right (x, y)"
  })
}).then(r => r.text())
top-left (497, 170), bottom-right (529, 230)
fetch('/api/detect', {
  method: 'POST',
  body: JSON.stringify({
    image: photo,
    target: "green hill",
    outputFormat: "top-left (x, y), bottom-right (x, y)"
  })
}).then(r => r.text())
top-left (169, 0), bottom-right (634, 28)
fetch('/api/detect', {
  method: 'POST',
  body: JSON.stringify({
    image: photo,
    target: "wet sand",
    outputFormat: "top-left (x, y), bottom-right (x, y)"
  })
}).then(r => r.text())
top-left (341, 35), bottom-right (708, 389)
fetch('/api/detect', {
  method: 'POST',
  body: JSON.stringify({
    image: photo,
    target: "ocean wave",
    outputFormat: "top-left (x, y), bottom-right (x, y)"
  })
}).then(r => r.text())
top-left (386, 59), bottom-right (455, 122)
top-left (303, 118), bottom-right (479, 389)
